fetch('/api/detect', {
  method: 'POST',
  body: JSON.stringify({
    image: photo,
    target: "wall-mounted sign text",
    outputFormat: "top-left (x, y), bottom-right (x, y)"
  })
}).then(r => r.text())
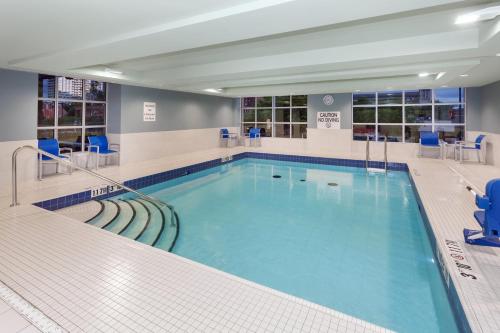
top-left (317, 111), bottom-right (340, 129)
top-left (143, 102), bottom-right (156, 122)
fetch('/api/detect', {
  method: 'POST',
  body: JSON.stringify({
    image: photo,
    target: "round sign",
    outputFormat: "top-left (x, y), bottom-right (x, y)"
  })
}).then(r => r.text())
top-left (323, 95), bottom-right (334, 105)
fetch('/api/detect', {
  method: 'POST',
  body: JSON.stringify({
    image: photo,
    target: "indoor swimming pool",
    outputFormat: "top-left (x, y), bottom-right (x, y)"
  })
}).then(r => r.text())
top-left (114, 158), bottom-right (459, 333)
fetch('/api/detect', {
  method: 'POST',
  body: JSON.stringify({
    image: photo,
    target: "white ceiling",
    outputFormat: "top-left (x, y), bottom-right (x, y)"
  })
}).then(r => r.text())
top-left (1, 0), bottom-right (500, 97)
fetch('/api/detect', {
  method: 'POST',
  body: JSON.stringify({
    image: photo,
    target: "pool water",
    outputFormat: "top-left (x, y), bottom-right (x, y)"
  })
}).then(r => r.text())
top-left (126, 158), bottom-right (459, 332)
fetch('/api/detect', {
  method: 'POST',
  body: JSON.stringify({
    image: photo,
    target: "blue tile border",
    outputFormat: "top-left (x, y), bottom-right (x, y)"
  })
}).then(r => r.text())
top-left (408, 173), bottom-right (471, 333)
top-left (33, 152), bottom-right (406, 211)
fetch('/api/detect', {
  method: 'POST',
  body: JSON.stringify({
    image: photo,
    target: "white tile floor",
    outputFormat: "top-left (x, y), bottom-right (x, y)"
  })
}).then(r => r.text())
top-left (1, 146), bottom-right (499, 332)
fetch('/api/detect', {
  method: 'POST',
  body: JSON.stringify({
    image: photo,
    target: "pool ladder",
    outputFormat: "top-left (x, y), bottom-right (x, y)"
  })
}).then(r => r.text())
top-left (365, 136), bottom-right (388, 173)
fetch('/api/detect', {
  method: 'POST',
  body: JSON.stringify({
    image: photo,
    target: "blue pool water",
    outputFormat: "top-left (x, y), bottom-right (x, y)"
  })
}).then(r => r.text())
top-left (126, 158), bottom-right (459, 332)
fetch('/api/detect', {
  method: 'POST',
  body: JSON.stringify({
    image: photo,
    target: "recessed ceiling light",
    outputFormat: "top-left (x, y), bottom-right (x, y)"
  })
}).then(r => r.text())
top-left (460, 74), bottom-right (469, 77)
top-left (435, 72), bottom-right (446, 80)
top-left (204, 88), bottom-right (222, 93)
top-left (104, 67), bottom-right (122, 75)
top-left (441, 85), bottom-right (448, 88)
top-left (418, 72), bottom-right (430, 78)
top-left (496, 53), bottom-right (500, 57)
top-left (355, 89), bottom-right (361, 92)
top-left (455, 5), bottom-right (500, 25)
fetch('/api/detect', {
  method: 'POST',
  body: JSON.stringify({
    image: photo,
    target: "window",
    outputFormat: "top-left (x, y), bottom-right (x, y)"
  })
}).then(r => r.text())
top-left (352, 88), bottom-right (466, 143)
top-left (37, 75), bottom-right (107, 151)
top-left (241, 95), bottom-right (308, 138)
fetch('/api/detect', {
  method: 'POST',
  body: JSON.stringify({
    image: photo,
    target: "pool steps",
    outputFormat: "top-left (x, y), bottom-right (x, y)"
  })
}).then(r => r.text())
top-left (79, 198), bottom-right (176, 251)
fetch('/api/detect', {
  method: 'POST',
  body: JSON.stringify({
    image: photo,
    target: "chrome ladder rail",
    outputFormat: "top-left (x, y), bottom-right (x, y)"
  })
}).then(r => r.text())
top-left (383, 136), bottom-right (388, 173)
top-left (365, 136), bottom-right (370, 171)
top-left (11, 145), bottom-right (177, 227)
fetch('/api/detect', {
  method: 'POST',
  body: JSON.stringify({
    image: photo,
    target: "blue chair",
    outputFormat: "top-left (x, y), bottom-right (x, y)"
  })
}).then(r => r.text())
top-left (37, 139), bottom-right (73, 180)
top-left (87, 136), bottom-right (120, 169)
top-left (248, 127), bottom-right (261, 147)
top-left (464, 179), bottom-right (500, 247)
top-left (220, 128), bottom-right (238, 147)
top-left (454, 134), bottom-right (486, 163)
top-left (418, 132), bottom-right (443, 159)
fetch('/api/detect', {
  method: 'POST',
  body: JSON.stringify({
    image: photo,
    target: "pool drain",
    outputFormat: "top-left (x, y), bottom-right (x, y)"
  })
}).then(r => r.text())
top-left (328, 182), bottom-right (338, 186)
top-left (300, 179), bottom-right (306, 182)
top-left (273, 175), bottom-right (282, 178)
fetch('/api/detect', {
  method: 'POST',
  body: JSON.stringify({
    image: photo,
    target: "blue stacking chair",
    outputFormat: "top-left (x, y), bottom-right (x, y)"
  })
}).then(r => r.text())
top-left (37, 139), bottom-right (73, 180)
top-left (454, 134), bottom-right (486, 163)
top-left (418, 132), bottom-right (443, 159)
top-left (87, 136), bottom-right (120, 169)
top-left (464, 179), bottom-right (500, 247)
top-left (220, 128), bottom-right (238, 147)
top-left (248, 127), bottom-right (261, 147)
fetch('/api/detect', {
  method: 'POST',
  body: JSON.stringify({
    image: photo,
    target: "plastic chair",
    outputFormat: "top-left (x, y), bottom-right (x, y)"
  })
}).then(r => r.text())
top-left (454, 134), bottom-right (486, 164)
top-left (87, 136), bottom-right (120, 169)
top-left (418, 132), bottom-right (443, 159)
top-left (248, 128), bottom-right (261, 147)
top-left (464, 178), bottom-right (500, 247)
top-left (220, 128), bottom-right (238, 148)
top-left (37, 139), bottom-right (73, 180)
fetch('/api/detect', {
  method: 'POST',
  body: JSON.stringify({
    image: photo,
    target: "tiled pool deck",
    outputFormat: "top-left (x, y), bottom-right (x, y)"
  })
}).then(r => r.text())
top-left (0, 146), bottom-right (499, 332)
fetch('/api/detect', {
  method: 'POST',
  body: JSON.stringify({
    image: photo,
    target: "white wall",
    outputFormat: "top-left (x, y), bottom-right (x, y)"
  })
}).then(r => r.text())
top-left (110, 127), bottom-right (239, 165)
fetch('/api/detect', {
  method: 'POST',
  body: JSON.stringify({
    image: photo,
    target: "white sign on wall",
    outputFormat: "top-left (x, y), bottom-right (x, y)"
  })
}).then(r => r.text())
top-left (317, 111), bottom-right (341, 129)
top-left (143, 102), bottom-right (156, 122)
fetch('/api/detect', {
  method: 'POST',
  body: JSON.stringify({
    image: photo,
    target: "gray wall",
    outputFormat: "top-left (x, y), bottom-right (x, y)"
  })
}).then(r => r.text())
top-left (110, 84), bottom-right (238, 134)
top-left (307, 93), bottom-right (352, 129)
top-left (465, 87), bottom-right (482, 131)
top-left (0, 69), bottom-right (37, 141)
top-left (479, 80), bottom-right (500, 134)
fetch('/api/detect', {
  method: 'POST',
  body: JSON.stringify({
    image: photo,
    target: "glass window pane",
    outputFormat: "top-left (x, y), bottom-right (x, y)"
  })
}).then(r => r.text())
top-left (378, 106), bottom-right (402, 123)
top-left (58, 128), bottom-right (82, 152)
top-left (37, 129), bottom-right (54, 140)
top-left (404, 125), bottom-right (432, 143)
top-left (353, 107), bottom-right (375, 123)
top-left (435, 125), bottom-right (465, 143)
top-left (85, 103), bottom-right (106, 125)
top-left (434, 88), bottom-right (465, 103)
top-left (256, 96), bottom-right (272, 108)
top-left (256, 123), bottom-right (272, 137)
top-left (378, 91), bottom-right (402, 104)
top-left (85, 127), bottom-right (106, 145)
top-left (435, 105), bottom-right (464, 124)
top-left (275, 124), bottom-right (290, 138)
top-left (242, 97), bottom-right (255, 108)
top-left (256, 109), bottom-right (272, 122)
top-left (276, 96), bottom-right (290, 107)
top-left (353, 125), bottom-right (375, 141)
top-left (291, 124), bottom-right (307, 138)
top-left (57, 77), bottom-right (83, 100)
top-left (242, 109), bottom-right (255, 122)
top-left (275, 108), bottom-right (290, 122)
top-left (38, 101), bottom-right (55, 126)
top-left (58, 102), bottom-right (83, 126)
top-left (38, 74), bottom-right (56, 98)
top-left (242, 124), bottom-right (253, 135)
top-left (405, 106), bottom-right (432, 123)
top-left (405, 89), bottom-right (432, 104)
top-left (378, 125), bottom-right (402, 142)
top-left (291, 95), bottom-right (307, 106)
top-left (85, 80), bottom-right (106, 101)
top-left (292, 108), bottom-right (307, 122)
top-left (353, 93), bottom-right (375, 105)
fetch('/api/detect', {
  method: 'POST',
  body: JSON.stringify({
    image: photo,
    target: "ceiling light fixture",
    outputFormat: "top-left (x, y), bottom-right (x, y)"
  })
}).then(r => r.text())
top-left (204, 88), bottom-right (222, 93)
top-left (441, 85), bottom-right (448, 88)
top-left (355, 89), bottom-right (361, 92)
top-left (435, 72), bottom-right (446, 80)
top-left (104, 67), bottom-right (122, 75)
top-left (496, 53), bottom-right (500, 57)
top-left (455, 5), bottom-right (500, 24)
top-left (460, 74), bottom-right (469, 77)
top-left (418, 72), bottom-right (430, 78)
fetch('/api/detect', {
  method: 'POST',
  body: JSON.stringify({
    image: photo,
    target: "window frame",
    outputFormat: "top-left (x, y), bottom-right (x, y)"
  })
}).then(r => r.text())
top-left (37, 75), bottom-right (108, 151)
top-left (352, 89), bottom-right (466, 143)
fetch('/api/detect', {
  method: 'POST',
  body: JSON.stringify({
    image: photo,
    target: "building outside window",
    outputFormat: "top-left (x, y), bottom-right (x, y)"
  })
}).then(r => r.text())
top-left (352, 88), bottom-right (465, 143)
top-left (37, 75), bottom-right (107, 151)
top-left (241, 95), bottom-right (308, 138)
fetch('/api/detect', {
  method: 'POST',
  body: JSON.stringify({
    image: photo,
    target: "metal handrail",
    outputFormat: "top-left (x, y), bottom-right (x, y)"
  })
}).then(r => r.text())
top-left (383, 136), bottom-right (388, 173)
top-left (10, 145), bottom-right (177, 227)
top-left (365, 136), bottom-right (370, 170)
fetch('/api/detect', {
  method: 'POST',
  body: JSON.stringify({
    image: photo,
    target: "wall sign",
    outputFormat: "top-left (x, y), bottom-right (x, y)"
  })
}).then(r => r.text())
top-left (90, 184), bottom-right (121, 198)
top-left (317, 111), bottom-right (341, 129)
top-left (322, 95), bottom-right (334, 105)
top-left (143, 102), bottom-right (156, 122)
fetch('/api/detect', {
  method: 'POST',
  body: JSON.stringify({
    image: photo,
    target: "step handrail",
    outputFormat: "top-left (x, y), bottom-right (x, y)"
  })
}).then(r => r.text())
top-left (11, 145), bottom-right (177, 227)
top-left (365, 136), bottom-right (370, 170)
top-left (383, 136), bottom-right (388, 172)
